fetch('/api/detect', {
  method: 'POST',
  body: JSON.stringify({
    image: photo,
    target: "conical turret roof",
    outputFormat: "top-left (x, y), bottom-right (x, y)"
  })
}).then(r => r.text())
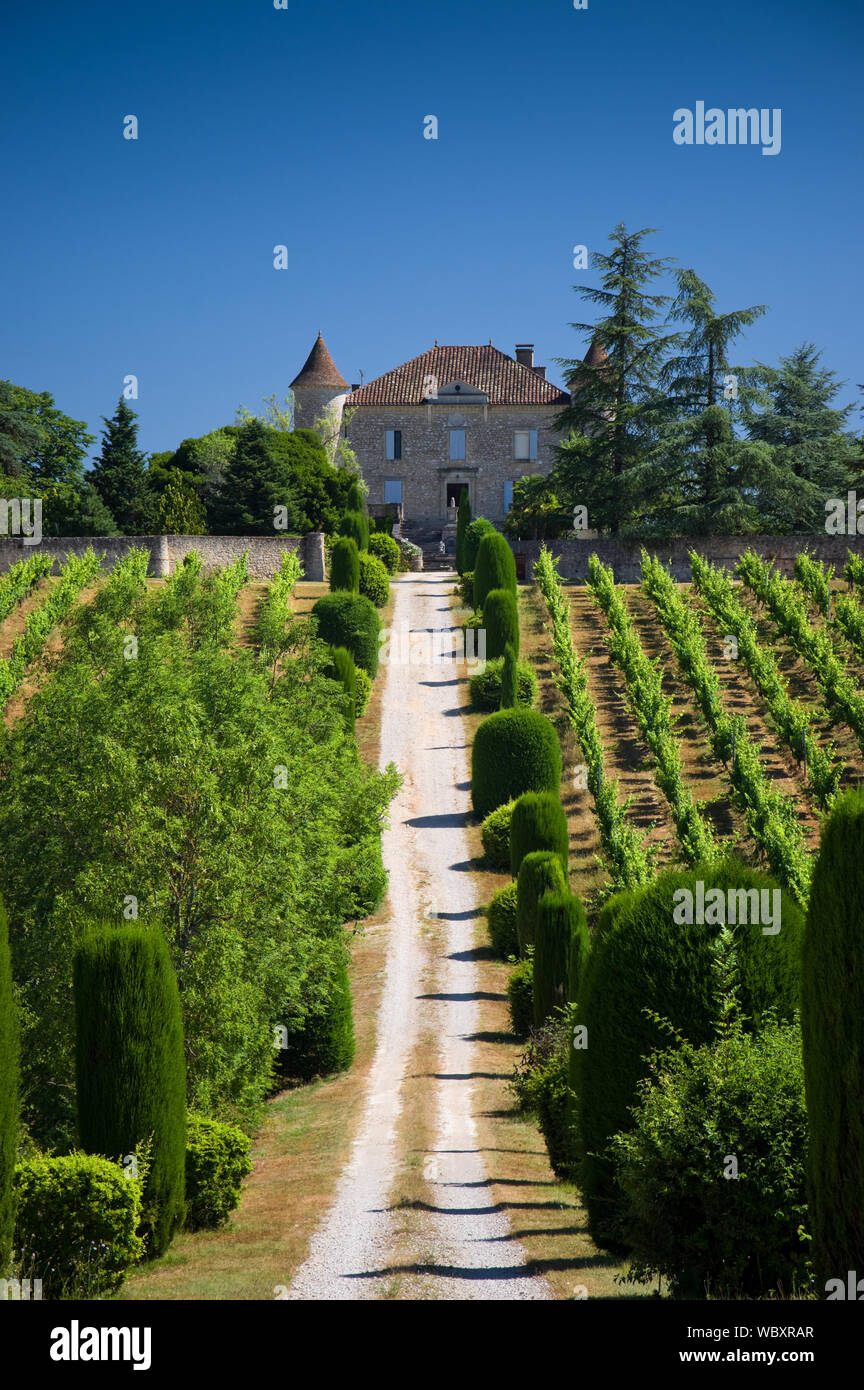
top-left (290, 333), bottom-right (348, 390)
top-left (583, 338), bottom-right (608, 367)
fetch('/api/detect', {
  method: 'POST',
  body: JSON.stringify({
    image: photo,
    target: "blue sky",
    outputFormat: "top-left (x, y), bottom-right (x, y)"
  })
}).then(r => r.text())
top-left (2, 0), bottom-right (861, 459)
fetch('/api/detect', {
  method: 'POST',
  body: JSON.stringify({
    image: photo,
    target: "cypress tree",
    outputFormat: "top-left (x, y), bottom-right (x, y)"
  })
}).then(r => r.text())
top-left (516, 851), bottom-right (567, 956)
top-left (500, 643), bottom-right (518, 709)
top-left (473, 532), bottom-right (517, 610)
top-left (340, 509), bottom-right (369, 552)
top-left (510, 791), bottom-right (569, 878)
top-left (483, 588), bottom-right (520, 660)
top-left (534, 890), bottom-right (586, 1030)
top-left (74, 925), bottom-right (187, 1258)
top-left (802, 790), bottom-right (864, 1283)
top-left (330, 537), bottom-right (360, 593)
top-left (346, 479), bottom-right (366, 514)
top-left (325, 646), bottom-right (357, 731)
top-left (0, 897), bottom-right (18, 1276)
top-left (456, 489), bottom-right (472, 574)
top-left (90, 398), bottom-right (158, 534)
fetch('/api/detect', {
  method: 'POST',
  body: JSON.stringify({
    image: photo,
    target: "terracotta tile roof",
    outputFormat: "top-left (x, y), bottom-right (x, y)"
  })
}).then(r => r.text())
top-left (290, 333), bottom-right (349, 390)
top-left (344, 345), bottom-right (570, 407)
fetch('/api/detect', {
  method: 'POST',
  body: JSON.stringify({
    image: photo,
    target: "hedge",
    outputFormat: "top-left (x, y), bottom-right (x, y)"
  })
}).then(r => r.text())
top-left (517, 852), bottom-right (567, 956)
top-left (473, 532), bottom-right (517, 611)
top-left (483, 588), bottom-right (520, 660)
top-left (358, 551), bottom-right (390, 608)
top-left (276, 946), bottom-right (355, 1082)
top-left (74, 925), bottom-right (187, 1259)
top-left (312, 592), bottom-right (382, 677)
top-left (510, 791), bottom-right (569, 878)
top-left (330, 537), bottom-right (360, 593)
top-left (0, 898), bottom-right (18, 1276)
top-left (369, 532), bottom-right (401, 575)
top-left (471, 707), bottom-right (562, 820)
top-left (184, 1115), bottom-right (253, 1231)
top-left (507, 958), bottom-right (534, 1039)
top-left (463, 517), bottom-right (497, 573)
top-left (534, 890), bottom-right (586, 1030)
top-left (481, 800), bottom-right (515, 868)
top-left (468, 656), bottom-right (538, 711)
top-left (802, 789), bottom-right (864, 1283)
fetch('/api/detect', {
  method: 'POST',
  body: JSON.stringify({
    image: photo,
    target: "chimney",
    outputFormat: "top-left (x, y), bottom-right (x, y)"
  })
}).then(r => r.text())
top-left (533, 365), bottom-right (546, 380)
top-left (515, 344), bottom-right (534, 368)
top-left (351, 383), bottom-right (361, 392)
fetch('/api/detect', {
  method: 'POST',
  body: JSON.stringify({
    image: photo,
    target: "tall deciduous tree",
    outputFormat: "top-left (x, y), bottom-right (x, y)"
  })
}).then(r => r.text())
top-left (91, 398), bottom-right (157, 534)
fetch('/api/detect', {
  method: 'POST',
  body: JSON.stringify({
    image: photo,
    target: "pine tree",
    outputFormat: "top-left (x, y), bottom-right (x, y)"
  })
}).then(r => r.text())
top-left (91, 398), bottom-right (158, 534)
top-left (0, 897), bottom-right (18, 1276)
top-left (456, 489), bottom-right (471, 573)
top-left (211, 419), bottom-right (300, 535)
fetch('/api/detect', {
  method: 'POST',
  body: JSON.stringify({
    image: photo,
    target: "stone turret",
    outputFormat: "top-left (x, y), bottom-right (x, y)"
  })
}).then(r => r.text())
top-left (290, 332), bottom-right (348, 460)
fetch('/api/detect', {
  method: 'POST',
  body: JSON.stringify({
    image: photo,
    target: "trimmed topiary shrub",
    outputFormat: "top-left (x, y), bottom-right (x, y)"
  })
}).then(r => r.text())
top-left (507, 957), bottom-right (534, 1039)
top-left (483, 588), bottom-right (520, 660)
top-left (354, 666), bottom-right (372, 717)
top-left (572, 857), bottom-right (805, 1248)
top-left (463, 517), bottom-right (497, 573)
top-left (481, 800), bottom-right (515, 867)
top-left (456, 570), bottom-right (476, 609)
top-left (471, 707), bottom-right (562, 820)
top-left (517, 851), bottom-right (567, 956)
top-left (568, 898), bottom-right (591, 1005)
top-left (510, 791), bottom-right (569, 878)
top-left (324, 646), bottom-right (357, 731)
top-left (339, 509), bottom-right (369, 552)
top-left (330, 537), bottom-right (360, 593)
top-left (469, 656), bottom-right (538, 711)
top-left (369, 532), bottom-right (401, 575)
top-left (346, 480), bottom-right (366, 514)
top-left (14, 1152), bottom-right (145, 1298)
top-left (462, 611), bottom-right (484, 658)
top-left (456, 490), bottom-right (472, 574)
top-left (312, 592), bottom-right (381, 677)
top-left (612, 1019), bottom-right (808, 1299)
top-left (802, 789), bottom-right (864, 1284)
top-left (0, 898), bottom-right (18, 1277)
top-left (74, 925), bottom-right (187, 1259)
top-left (487, 881), bottom-right (519, 958)
top-left (511, 1014), bottom-right (575, 1178)
top-left (473, 532), bottom-right (517, 610)
top-left (357, 551), bottom-right (390, 608)
top-left (534, 890), bottom-right (586, 1030)
top-left (500, 642), bottom-right (518, 709)
top-left (275, 945), bottom-right (355, 1082)
top-left (184, 1115), bottom-right (253, 1232)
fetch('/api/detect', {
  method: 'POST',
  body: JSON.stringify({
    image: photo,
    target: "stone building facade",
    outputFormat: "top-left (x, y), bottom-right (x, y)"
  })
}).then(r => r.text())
top-left (290, 337), bottom-right (572, 528)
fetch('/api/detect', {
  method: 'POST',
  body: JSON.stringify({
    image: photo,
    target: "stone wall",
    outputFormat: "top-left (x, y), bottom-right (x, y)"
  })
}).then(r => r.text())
top-left (511, 534), bottom-right (864, 584)
top-left (0, 532), bottom-right (327, 582)
top-left (346, 403), bottom-right (563, 528)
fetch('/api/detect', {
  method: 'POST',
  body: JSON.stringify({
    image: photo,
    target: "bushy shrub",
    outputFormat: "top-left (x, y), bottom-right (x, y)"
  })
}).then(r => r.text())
top-left (481, 800), bottom-right (515, 867)
top-left (473, 532), bottom-right (517, 611)
top-left (74, 925), bottom-right (186, 1259)
top-left (462, 611), bottom-right (484, 658)
top-left (511, 1013), bottom-right (575, 1178)
top-left (471, 708), bottom-right (562, 820)
top-left (500, 643), bottom-right (518, 709)
top-left (510, 791), bottom-right (569, 878)
top-left (346, 480), bottom-right (366, 514)
top-left (456, 571), bottom-right (476, 609)
top-left (14, 1153), bottom-right (145, 1298)
top-left (612, 1020), bottom-right (809, 1299)
top-left (483, 588), bottom-right (520, 660)
top-left (487, 881), bottom-right (519, 958)
top-left (534, 891), bottom-right (586, 1030)
top-left (572, 858), bottom-right (805, 1247)
top-left (357, 551), bottom-right (390, 608)
top-left (517, 852), bottom-right (567, 955)
top-left (339, 509), bottom-right (369, 552)
top-left (312, 592), bottom-right (381, 676)
top-left (184, 1115), bottom-right (253, 1232)
top-left (324, 646), bottom-right (357, 730)
top-left (354, 666), bottom-right (372, 717)
top-left (330, 537), bottom-right (360, 593)
top-left (0, 898), bottom-right (18, 1276)
top-left (275, 946), bottom-right (355, 1082)
top-left (802, 789), bottom-right (864, 1282)
top-left (469, 656), bottom-right (537, 711)
top-left (369, 532), bottom-right (401, 575)
top-left (463, 518), bottom-right (497, 573)
top-left (507, 957), bottom-right (534, 1039)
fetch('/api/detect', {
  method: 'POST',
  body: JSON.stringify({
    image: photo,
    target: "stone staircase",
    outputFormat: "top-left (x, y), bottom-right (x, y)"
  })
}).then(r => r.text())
top-left (397, 522), bottom-right (456, 572)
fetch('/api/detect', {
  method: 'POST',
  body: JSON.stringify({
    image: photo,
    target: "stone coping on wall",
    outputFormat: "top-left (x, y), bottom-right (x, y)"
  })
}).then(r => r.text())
top-left (0, 533), bottom-right (327, 582)
top-left (510, 534), bottom-right (864, 583)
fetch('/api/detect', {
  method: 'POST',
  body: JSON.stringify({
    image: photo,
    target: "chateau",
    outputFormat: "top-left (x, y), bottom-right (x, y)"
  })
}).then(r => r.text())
top-left (290, 334), bottom-right (576, 529)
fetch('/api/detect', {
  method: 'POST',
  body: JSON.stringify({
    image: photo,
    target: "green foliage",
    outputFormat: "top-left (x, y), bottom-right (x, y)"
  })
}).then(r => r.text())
top-left (487, 881), bottom-right (519, 959)
top-left (1, 379), bottom-right (94, 483)
top-left (507, 958), bottom-right (534, 1039)
top-left (509, 791), bottom-right (569, 879)
top-left (0, 549), bottom-right (102, 704)
top-left (340, 509), bottom-right (369, 552)
top-left (346, 480), bottom-right (366, 513)
top-left (325, 647), bottom-right (357, 732)
top-left (802, 789), bottom-right (864, 1283)
top-left (483, 588), bottom-right (520, 660)
top-left (74, 925), bottom-right (187, 1258)
top-left (357, 551), bottom-right (390, 607)
top-left (91, 398), bottom-right (157, 533)
top-left (184, 1115), bottom-right (252, 1232)
top-left (480, 800), bottom-right (515, 868)
top-left (456, 489), bottom-right (472, 573)
top-left (500, 643), bottom-right (518, 709)
top-left (330, 537), bottom-right (360, 593)
top-left (253, 549), bottom-right (304, 677)
top-left (516, 851), bottom-right (567, 956)
top-left (534, 891), bottom-right (585, 1030)
top-left (14, 1153), bottom-right (145, 1298)
top-left (312, 591), bottom-right (382, 676)
top-left (456, 570), bottom-right (476, 609)
top-left (463, 518), bottom-right (497, 573)
top-left (0, 899), bottom-right (18, 1276)
top-left (473, 532), bottom-right (517, 610)
top-left (511, 1012), bottom-right (575, 1177)
top-left (502, 474), bottom-right (569, 541)
top-left (471, 707), bottom-right (562, 820)
top-left (468, 655), bottom-right (537, 711)
top-left (275, 940), bottom-right (355, 1082)
top-left (354, 666), bottom-right (372, 718)
top-left (0, 553), bottom-right (53, 626)
top-left (368, 532), bottom-right (401, 574)
top-left (613, 1019), bottom-right (808, 1299)
top-left (573, 858), bottom-right (805, 1247)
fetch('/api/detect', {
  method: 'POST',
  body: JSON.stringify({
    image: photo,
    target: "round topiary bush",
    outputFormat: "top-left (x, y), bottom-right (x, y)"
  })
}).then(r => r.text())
top-left (487, 880), bottom-right (519, 958)
top-left (510, 791), bottom-right (569, 878)
top-left (483, 588), bottom-right (520, 660)
top-left (339, 509), bottom-right (369, 552)
top-left (312, 592), bottom-right (382, 676)
top-left (534, 890), bottom-right (586, 1030)
top-left (330, 537), bottom-right (360, 593)
top-left (369, 532), bottom-right (401, 575)
top-left (507, 957), bottom-right (534, 1039)
top-left (572, 857), bottom-right (806, 1248)
top-left (357, 551), bottom-right (390, 608)
top-left (473, 532), bottom-right (517, 611)
top-left (517, 851), bottom-right (567, 955)
top-left (468, 656), bottom-right (538, 711)
top-left (471, 707), bottom-right (562, 820)
top-left (481, 800), bottom-right (515, 868)
top-left (463, 518), bottom-right (497, 573)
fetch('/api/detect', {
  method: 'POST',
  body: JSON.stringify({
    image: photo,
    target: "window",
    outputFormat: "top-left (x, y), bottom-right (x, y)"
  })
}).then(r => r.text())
top-left (449, 429), bottom-right (466, 461)
top-left (504, 481), bottom-right (514, 512)
top-left (384, 479), bottom-right (403, 504)
top-left (386, 429), bottom-right (402, 461)
top-left (515, 429), bottom-right (538, 461)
